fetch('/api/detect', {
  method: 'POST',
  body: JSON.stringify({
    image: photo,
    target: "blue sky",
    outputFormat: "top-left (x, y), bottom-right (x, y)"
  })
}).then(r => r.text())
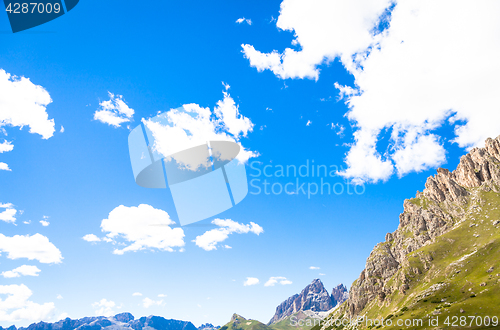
top-left (1, 0), bottom-right (500, 327)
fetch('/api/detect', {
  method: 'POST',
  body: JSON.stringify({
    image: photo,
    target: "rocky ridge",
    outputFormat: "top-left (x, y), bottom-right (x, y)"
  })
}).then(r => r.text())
top-left (0, 313), bottom-right (197, 330)
top-left (268, 279), bottom-right (348, 325)
top-left (331, 135), bottom-right (500, 323)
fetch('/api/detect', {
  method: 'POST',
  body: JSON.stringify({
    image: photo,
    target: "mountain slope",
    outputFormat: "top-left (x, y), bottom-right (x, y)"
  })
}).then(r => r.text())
top-left (319, 135), bottom-right (500, 329)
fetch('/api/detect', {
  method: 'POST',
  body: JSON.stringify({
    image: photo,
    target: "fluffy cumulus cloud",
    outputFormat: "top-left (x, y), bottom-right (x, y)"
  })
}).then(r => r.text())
top-left (97, 204), bottom-right (185, 255)
top-left (264, 277), bottom-right (292, 287)
top-left (142, 297), bottom-right (164, 308)
top-left (243, 277), bottom-right (260, 286)
top-left (0, 284), bottom-right (55, 323)
top-left (92, 299), bottom-right (115, 317)
top-left (244, 0), bottom-right (500, 183)
top-left (0, 69), bottom-right (55, 139)
top-left (0, 140), bottom-right (14, 153)
top-left (0, 234), bottom-right (63, 264)
top-left (0, 203), bottom-right (17, 223)
top-left (143, 90), bottom-right (257, 171)
top-left (1, 265), bottom-right (41, 278)
top-left (193, 219), bottom-right (263, 251)
top-left (93, 92), bottom-right (134, 127)
top-left (0, 69), bottom-right (55, 171)
top-left (242, 0), bottom-right (391, 80)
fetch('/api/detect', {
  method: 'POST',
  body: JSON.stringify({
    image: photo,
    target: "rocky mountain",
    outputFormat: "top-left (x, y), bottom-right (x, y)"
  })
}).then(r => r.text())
top-left (268, 279), bottom-right (347, 325)
top-left (319, 135), bottom-right (500, 329)
top-left (0, 313), bottom-right (197, 330)
top-left (197, 324), bottom-right (219, 330)
top-left (330, 284), bottom-right (348, 307)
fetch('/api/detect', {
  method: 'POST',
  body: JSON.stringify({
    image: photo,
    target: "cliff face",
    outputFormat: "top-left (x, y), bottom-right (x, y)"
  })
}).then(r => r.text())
top-left (330, 284), bottom-right (349, 307)
top-left (341, 135), bottom-right (500, 318)
top-left (268, 279), bottom-right (334, 325)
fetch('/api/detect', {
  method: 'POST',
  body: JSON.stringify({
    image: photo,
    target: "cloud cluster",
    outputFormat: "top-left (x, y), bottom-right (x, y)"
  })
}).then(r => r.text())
top-left (1, 265), bottom-right (41, 278)
top-left (264, 277), bottom-right (292, 287)
top-left (0, 284), bottom-right (55, 323)
top-left (244, 0), bottom-right (500, 183)
top-left (0, 69), bottom-right (56, 170)
top-left (193, 219), bottom-right (263, 251)
top-left (93, 92), bottom-right (134, 127)
top-left (92, 299), bottom-right (116, 317)
top-left (0, 203), bottom-right (17, 223)
top-left (0, 233), bottom-right (63, 264)
top-left (0, 69), bottom-right (55, 139)
top-left (97, 204), bottom-right (185, 255)
top-left (142, 297), bottom-right (164, 308)
top-left (143, 91), bottom-right (257, 170)
top-left (236, 18), bottom-right (252, 25)
top-left (242, 0), bottom-right (391, 79)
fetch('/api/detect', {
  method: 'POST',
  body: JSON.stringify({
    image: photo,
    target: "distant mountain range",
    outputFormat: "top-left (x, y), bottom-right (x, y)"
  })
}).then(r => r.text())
top-left (0, 314), bottom-right (197, 330)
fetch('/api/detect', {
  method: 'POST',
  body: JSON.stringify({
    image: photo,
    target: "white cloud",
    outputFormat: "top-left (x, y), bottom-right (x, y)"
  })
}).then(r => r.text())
top-left (158, 294), bottom-right (167, 298)
top-left (132, 292), bottom-right (142, 297)
top-left (0, 163), bottom-right (11, 171)
top-left (242, 0), bottom-right (391, 79)
top-left (56, 295), bottom-right (63, 300)
top-left (319, 273), bottom-right (326, 276)
top-left (243, 277), bottom-right (260, 286)
top-left (0, 203), bottom-right (17, 223)
top-left (0, 233), bottom-right (63, 264)
top-left (1, 265), bottom-right (41, 278)
top-left (92, 299), bottom-right (115, 316)
top-left (0, 140), bottom-right (13, 153)
top-left (309, 266), bottom-right (320, 270)
top-left (193, 219), bottom-right (264, 251)
top-left (236, 18), bottom-right (252, 25)
top-left (99, 204), bottom-right (185, 255)
top-left (244, 0), bottom-right (500, 183)
top-left (82, 234), bottom-right (101, 243)
top-left (143, 91), bottom-right (257, 171)
top-left (93, 92), bottom-right (134, 127)
top-left (0, 284), bottom-right (55, 323)
top-left (0, 69), bottom-right (55, 139)
top-left (264, 277), bottom-right (292, 287)
top-left (60, 125), bottom-right (64, 133)
top-left (142, 297), bottom-right (164, 308)
top-left (40, 220), bottom-right (50, 227)
top-left (306, 120), bottom-right (312, 126)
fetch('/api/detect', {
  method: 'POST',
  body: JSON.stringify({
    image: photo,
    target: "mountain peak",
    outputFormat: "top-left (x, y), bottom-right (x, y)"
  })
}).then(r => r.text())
top-left (267, 279), bottom-right (340, 325)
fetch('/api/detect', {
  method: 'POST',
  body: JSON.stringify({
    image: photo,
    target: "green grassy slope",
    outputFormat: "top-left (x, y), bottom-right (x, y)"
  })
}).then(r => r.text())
top-left (318, 189), bottom-right (500, 330)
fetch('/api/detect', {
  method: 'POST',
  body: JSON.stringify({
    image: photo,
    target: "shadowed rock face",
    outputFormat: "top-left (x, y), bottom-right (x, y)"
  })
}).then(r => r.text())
top-left (331, 284), bottom-right (349, 306)
top-left (1, 314), bottom-right (197, 330)
top-left (268, 279), bottom-right (336, 325)
top-left (342, 135), bottom-right (500, 317)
